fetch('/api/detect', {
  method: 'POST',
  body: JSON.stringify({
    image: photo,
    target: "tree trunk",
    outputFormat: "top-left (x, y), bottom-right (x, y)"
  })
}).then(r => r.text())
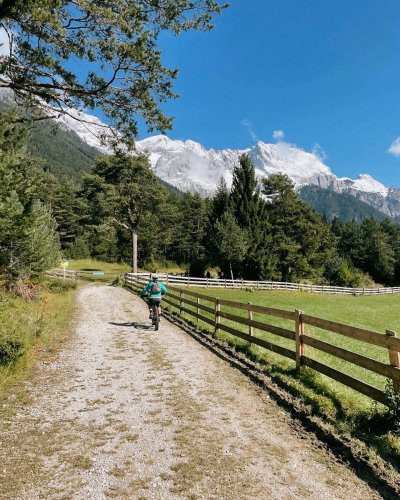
top-left (131, 230), bottom-right (137, 273)
top-left (230, 261), bottom-right (234, 282)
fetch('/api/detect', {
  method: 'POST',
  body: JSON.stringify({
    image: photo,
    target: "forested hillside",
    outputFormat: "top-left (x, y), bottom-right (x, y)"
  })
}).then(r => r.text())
top-left (299, 185), bottom-right (386, 222)
top-left (28, 122), bottom-right (99, 180)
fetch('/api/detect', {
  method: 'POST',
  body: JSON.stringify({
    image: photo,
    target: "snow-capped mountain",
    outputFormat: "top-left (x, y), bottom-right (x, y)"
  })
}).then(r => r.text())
top-left (135, 134), bottom-right (392, 200)
top-left (54, 105), bottom-right (400, 216)
top-left (1, 86), bottom-right (399, 218)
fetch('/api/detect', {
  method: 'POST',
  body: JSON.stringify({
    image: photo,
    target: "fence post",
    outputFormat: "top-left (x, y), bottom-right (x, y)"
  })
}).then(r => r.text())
top-left (196, 292), bottom-right (199, 324)
top-left (386, 330), bottom-right (400, 393)
top-left (248, 302), bottom-right (253, 337)
top-left (166, 273), bottom-right (169, 285)
top-left (295, 310), bottom-right (305, 371)
top-left (215, 298), bottom-right (220, 334)
top-left (179, 289), bottom-right (183, 317)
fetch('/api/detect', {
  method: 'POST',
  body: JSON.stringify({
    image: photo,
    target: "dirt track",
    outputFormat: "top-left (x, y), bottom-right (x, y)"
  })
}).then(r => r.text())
top-left (0, 285), bottom-right (383, 499)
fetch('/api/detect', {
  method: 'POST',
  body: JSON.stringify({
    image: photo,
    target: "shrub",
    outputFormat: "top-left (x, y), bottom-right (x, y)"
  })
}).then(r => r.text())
top-left (0, 335), bottom-right (25, 365)
top-left (12, 277), bottom-right (42, 301)
top-left (42, 278), bottom-right (77, 293)
top-left (385, 380), bottom-right (400, 434)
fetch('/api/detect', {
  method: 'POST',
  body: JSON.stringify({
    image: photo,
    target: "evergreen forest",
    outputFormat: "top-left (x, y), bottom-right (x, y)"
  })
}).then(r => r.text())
top-left (3, 110), bottom-right (400, 289)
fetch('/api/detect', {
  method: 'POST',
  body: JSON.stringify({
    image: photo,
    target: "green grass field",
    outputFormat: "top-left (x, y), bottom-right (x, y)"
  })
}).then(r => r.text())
top-left (67, 258), bottom-right (130, 282)
top-left (66, 259), bottom-right (185, 283)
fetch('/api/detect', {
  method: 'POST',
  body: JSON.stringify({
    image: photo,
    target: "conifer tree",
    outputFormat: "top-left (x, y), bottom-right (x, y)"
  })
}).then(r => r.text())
top-left (175, 192), bottom-right (207, 272)
top-left (213, 210), bottom-right (248, 280)
top-left (262, 174), bottom-right (336, 282)
top-left (0, 1), bottom-right (227, 144)
top-left (228, 154), bottom-right (273, 279)
top-left (0, 111), bottom-right (61, 281)
top-left (82, 153), bottom-right (159, 272)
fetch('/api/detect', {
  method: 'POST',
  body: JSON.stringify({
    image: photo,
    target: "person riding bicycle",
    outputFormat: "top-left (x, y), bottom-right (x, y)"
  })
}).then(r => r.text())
top-left (140, 274), bottom-right (167, 320)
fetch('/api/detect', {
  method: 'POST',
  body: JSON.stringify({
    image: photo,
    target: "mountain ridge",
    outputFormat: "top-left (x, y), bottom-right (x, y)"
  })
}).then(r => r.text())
top-left (1, 88), bottom-right (398, 218)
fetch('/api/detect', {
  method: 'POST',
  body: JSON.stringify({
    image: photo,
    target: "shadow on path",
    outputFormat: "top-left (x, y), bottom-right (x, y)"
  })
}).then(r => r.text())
top-left (109, 321), bottom-right (154, 331)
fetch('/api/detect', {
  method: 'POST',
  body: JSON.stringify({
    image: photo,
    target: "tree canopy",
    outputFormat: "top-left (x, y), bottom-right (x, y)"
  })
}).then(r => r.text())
top-left (0, 0), bottom-right (227, 144)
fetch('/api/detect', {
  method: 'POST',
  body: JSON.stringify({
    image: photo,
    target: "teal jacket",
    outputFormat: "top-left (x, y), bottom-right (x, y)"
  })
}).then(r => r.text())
top-left (141, 281), bottom-right (167, 299)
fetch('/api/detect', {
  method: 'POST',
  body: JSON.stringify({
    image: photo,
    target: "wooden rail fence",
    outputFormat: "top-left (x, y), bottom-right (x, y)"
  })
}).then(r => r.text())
top-left (45, 269), bottom-right (77, 281)
top-left (127, 272), bottom-right (400, 296)
top-left (126, 273), bottom-right (400, 406)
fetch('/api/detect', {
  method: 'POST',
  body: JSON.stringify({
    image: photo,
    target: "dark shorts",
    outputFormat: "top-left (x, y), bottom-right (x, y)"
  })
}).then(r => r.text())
top-left (149, 298), bottom-right (162, 307)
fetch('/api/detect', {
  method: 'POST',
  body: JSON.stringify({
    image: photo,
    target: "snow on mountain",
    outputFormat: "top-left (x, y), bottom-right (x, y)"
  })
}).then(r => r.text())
top-left (135, 135), bottom-right (390, 200)
top-left (338, 174), bottom-right (388, 196)
top-left (55, 108), bottom-right (115, 154)
top-left (136, 135), bottom-right (246, 196)
top-left (1, 85), bottom-right (396, 215)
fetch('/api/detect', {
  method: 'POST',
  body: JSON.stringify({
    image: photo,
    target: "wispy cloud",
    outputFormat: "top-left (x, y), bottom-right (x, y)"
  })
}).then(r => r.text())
top-left (388, 137), bottom-right (400, 157)
top-left (241, 119), bottom-right (258, 143)
top-left (312, 142), bottom-right (327, 161)
top-left (272, 130), bottom-right (284, 141)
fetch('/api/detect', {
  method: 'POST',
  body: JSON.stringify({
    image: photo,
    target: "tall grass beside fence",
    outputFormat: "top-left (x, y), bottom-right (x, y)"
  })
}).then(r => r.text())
top-left (0, 279), bottom-right (76, 397)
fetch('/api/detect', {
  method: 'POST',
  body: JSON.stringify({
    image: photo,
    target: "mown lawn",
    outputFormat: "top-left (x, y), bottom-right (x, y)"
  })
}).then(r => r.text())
top-left (159, 286), bottom-right (400, 467)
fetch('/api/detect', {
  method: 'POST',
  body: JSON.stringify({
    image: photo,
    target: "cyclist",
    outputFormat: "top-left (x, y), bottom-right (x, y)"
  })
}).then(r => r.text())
top-left (140, 274), bottom-right (167, 320)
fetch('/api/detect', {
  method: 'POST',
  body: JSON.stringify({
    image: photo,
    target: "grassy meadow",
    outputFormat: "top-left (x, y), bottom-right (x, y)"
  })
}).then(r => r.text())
top-left (67, 259), bottom-right (185, 283)
top-left (67, 258), bottom-right (130, 283)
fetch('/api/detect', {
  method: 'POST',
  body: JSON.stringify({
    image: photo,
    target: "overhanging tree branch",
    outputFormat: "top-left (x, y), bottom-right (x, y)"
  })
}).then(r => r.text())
top-left (0, 1), bottom-right (228, 145)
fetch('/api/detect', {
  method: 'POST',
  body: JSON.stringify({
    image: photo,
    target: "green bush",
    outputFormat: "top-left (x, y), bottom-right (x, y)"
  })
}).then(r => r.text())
top-left (0, 335), bottom-right (25, 365)
top-left (42, 278), bottom-right (77, 293)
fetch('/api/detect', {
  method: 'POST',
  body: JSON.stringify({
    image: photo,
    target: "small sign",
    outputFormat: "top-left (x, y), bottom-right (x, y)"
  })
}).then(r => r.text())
top-left (92, 271), bottom-right (105, 275)
top-left (60, 260), bottom-right (69, 269)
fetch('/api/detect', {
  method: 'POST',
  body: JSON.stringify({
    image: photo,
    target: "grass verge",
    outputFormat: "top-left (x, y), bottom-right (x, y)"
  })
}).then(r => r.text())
top-left (0, 278), bottom-right (77, 399)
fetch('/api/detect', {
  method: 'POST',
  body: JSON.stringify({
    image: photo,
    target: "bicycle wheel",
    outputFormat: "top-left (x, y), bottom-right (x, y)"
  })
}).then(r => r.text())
top-left (153, 306), bottom-right (159, 331)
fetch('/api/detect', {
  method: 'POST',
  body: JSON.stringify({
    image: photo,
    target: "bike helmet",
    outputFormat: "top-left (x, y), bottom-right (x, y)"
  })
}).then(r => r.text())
top-left (152, 274), bottom-right (159, 281)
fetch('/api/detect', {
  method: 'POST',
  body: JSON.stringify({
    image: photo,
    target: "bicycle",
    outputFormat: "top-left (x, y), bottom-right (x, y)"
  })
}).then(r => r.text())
top-left (149, 302), bottom-right (160, 330)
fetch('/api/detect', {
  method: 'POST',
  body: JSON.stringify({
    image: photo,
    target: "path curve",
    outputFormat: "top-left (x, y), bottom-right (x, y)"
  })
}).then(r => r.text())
top-left (0, 285), bottom-right (382, 499)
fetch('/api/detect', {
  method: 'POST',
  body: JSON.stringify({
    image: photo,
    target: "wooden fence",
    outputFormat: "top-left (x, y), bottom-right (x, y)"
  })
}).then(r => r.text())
top-left (45, 269), bottom-right (77, 281)
top-left (128, 272), bottom-right (400, 296)
top-left (125, 273), bottom-right (400, 406)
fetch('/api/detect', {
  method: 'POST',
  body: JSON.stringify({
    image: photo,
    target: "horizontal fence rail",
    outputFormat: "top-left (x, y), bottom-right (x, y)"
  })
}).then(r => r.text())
top-left (125, 273), bottom-right (400, 407)
top-left (126, 272), bottom-right (400, 296)
top-left (45, 269), bottom-right (77, 280)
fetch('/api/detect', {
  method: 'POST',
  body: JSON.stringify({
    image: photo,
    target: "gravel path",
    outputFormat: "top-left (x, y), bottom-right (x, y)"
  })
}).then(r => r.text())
top-left (0, 285), bottom-right (383, 499)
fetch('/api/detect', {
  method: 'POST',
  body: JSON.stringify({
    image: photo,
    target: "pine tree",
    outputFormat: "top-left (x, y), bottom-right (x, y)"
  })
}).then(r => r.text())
top-left (82, 153), bottom-right (159, 271)
top-left (228, 154), bottom-right (273, 279)
top-left (213, 210), bottom-right (248, 280)
top-left (0, 1), bottom-right (227, 144)
top-left (0, 111), bottom-right (61, 281)
top-left (262, 174), bottom-right (336, 282)
top-left (21, 201), bottom-right (61, 276)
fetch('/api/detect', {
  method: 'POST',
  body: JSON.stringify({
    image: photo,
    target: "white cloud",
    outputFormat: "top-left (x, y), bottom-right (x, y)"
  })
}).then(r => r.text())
top-left (272, 130), bottom-right (284, 141)
top-left (0, 27), bottom-right (11, 57)
top-left (312, 142), bottom-right (327, 161)
top-left (388, 137), bottom-right (400, 157)
top-left (241, 118), bottom-right (257, 143)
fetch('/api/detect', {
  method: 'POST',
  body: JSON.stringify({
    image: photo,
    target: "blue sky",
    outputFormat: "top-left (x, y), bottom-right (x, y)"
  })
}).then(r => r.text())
top-left (137, 0), bottom-right (400, 188)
